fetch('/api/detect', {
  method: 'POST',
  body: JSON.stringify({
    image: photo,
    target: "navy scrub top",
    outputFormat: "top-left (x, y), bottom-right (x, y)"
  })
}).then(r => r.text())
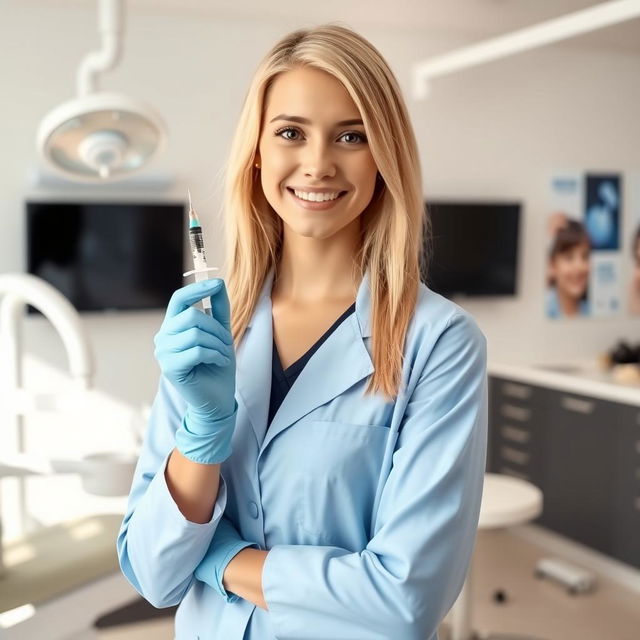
top-left (268, 301), bottom-right (356, 427)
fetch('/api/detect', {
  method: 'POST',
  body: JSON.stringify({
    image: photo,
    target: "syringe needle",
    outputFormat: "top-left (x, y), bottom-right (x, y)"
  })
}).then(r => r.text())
top-left (187, 189), bottom-right (200, 227)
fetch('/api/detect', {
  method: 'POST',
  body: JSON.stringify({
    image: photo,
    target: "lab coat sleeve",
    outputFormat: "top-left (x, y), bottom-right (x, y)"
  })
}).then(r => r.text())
top-left (261, 312), bottom-right (488, 640)
top-left (116, 374), bottom-right (228, 608)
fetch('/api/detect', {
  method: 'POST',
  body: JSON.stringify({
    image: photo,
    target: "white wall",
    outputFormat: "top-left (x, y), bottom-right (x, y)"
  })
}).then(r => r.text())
top-left (2, 3), bottom-right (639, 417)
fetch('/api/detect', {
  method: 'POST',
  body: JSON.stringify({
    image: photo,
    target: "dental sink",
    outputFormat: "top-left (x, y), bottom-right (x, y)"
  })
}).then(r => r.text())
top-left (531, 361), bottom-right (629, 386)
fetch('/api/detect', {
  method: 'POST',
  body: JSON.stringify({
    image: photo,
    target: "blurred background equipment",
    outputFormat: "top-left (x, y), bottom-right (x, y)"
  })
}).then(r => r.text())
top-left (35, 0), bottom-right (167, 183)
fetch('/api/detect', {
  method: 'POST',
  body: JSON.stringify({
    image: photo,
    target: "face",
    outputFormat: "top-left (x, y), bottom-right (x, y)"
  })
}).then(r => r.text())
top-left (549, 242), bottom-right (590, 299)
top-left (256, 66), bottom-right (379, 240)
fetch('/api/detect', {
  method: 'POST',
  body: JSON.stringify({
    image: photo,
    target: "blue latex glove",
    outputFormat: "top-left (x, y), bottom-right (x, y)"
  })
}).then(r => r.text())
top-left (153, 278), bottom-right (238, 464)
top-left (194, 516), bottom-right (259, 603)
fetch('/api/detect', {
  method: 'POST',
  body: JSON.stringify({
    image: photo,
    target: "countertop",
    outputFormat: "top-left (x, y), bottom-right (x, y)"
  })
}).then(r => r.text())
top-left (488, 360), bottom-right (640, 407)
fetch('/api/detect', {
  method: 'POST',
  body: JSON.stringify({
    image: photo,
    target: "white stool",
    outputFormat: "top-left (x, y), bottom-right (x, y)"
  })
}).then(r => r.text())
top-left (447, 473), bottom-right (544, 640)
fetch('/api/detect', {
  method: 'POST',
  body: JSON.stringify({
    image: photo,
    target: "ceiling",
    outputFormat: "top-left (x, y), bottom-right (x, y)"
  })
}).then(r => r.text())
top-left (19, 0), bottom-right (640, 54)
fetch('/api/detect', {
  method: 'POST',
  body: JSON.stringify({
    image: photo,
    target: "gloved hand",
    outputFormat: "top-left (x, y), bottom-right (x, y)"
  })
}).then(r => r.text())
top-left (153, 278), bottom-right (238, 464)
top-left (194, 516), bottom-right (259, 603)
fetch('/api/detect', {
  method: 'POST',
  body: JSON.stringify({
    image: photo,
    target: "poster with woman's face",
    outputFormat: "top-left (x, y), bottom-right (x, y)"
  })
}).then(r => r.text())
top-left (546, 172), bottom-right (623, 319)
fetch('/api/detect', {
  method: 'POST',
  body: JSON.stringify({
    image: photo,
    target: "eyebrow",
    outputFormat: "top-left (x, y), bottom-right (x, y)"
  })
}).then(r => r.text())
top-left (269, 114), bottom-right (364, 126)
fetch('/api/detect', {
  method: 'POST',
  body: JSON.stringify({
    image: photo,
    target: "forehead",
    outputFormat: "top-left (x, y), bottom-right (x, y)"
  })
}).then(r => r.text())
top-left (263, 67), bottom-right (361, 121)
top-left (559, 241), bottom-right (590, 254)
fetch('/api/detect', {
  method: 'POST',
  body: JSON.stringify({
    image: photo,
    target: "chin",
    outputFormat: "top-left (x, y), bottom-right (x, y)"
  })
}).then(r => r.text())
top-left (281, 216), bottom-right (337, 238)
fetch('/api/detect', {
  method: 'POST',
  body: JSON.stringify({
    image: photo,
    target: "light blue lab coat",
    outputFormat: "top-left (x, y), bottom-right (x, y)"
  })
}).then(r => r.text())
top-left (117, 265), bottom-right (488, 640)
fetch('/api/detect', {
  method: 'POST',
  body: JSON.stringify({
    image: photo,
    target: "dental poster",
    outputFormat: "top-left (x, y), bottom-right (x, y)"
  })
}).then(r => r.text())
top-left (546, 171), bottom-right (623, 319)
top-left (629, 172), bottom-right (640, 315)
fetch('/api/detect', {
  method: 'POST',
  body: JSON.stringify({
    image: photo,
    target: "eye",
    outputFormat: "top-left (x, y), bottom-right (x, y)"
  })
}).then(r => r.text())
top-left (339, 131), bottom-right (367, 144)
top-left (274, 126), bottom-right (302, 141)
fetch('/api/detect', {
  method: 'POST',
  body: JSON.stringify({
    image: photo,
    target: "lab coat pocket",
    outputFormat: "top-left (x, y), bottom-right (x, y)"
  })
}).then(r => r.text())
top-left (295, 420), bottom-right (390, 546)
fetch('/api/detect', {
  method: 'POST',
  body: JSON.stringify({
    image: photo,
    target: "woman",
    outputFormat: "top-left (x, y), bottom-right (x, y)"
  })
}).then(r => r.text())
top-left (117, 24), bottom-right (487, 640)
top-left (545, 213), bottom-right (592, 318)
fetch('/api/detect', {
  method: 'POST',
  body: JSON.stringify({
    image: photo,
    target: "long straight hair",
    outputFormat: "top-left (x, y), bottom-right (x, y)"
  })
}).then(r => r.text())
top-left (221, 23), bottom-right (429, 402)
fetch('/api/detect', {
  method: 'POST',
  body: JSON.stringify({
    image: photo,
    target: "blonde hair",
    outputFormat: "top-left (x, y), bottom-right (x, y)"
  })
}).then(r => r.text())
top-left (222, 23), bottom-right (429, 401)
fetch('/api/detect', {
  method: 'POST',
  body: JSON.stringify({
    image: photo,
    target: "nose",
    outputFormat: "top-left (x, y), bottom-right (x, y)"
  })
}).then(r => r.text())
top-left (302, 139), bottom-right (337, 180)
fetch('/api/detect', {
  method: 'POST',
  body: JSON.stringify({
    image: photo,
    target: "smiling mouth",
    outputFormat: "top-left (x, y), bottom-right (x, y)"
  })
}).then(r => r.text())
top-left (286, 187), bottom-right (348, 202)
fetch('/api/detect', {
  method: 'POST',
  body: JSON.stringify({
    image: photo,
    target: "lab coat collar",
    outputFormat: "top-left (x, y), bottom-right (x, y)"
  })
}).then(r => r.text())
top-left (236, 264), bottom-right (374, 452)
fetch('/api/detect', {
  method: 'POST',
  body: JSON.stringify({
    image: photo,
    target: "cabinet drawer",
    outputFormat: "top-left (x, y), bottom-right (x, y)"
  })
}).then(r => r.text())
top-left (500, 424), bottom-right (531, 444)
top-left (499, 380), bottom-right (534, 401)
top-left (499, 404), bottom-right (532, 422)
top-left (559, 395), bottom-right (596, 414)
top-left (499, 445), bottom-right (530, 466)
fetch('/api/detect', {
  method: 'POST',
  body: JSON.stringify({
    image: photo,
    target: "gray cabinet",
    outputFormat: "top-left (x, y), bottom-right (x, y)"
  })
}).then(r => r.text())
top-left (488, 375), bottom-right (640, 569)
top-left (611, 403), bottom-right (640, 567)
top-left (537, 391), bottom-right (614, 556)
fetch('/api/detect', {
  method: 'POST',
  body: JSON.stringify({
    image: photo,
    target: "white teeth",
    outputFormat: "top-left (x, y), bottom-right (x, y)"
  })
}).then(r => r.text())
top-left (292, 189), bottom-right (341, 202)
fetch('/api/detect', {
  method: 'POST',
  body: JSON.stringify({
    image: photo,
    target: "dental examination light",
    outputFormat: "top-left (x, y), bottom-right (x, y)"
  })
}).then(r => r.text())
top-left (413, 0), bottom-right (640, 99)
top-left (36, 0), bottom-right (167, 183)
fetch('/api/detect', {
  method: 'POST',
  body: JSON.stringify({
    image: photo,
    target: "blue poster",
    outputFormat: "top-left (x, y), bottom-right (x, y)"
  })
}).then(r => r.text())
top-left (584, 173), bottom-right (620, 251)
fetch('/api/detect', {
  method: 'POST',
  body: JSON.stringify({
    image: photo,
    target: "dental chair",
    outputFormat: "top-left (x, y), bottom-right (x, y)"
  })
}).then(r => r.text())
top-left (0, 274), bottom-right (140, 639)
top-left (0, 514), bottom-right (136, 640)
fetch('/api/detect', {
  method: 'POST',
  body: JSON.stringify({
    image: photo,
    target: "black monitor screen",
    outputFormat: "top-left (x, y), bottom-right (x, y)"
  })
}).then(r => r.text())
top-left (422, 200), bottom-right (520, 297)
top-left (26, 200), bottom-right (185, 313)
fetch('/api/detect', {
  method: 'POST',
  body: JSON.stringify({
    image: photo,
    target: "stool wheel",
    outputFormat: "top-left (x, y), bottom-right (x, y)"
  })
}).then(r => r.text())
top-left (492, 589), bottom-right (508, 604)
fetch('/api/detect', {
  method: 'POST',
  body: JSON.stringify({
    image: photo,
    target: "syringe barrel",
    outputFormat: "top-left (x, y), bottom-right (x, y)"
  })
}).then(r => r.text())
top-left (189, 228), bottom-right (208, 265)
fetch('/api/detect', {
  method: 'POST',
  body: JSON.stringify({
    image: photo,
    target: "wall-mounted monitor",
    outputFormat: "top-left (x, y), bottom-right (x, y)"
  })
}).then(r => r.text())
top-left (422, 200), bottom-right (521, 297)
top-left (26, 200), bottom-right (185, 313)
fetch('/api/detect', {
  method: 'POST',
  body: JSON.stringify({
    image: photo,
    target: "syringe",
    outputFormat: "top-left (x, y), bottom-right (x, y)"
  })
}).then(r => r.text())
top-left (182, 189), bottom-right (219, 316)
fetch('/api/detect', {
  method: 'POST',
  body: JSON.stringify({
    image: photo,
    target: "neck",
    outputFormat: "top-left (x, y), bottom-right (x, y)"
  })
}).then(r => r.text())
top-left (557, 288), bottom-right (581, 316)
top-left (273, 243), bottom-right (360, 306)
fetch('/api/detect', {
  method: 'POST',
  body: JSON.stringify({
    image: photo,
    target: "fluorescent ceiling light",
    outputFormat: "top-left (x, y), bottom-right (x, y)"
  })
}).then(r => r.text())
top-left (413, 0), bottom-right (640, 99)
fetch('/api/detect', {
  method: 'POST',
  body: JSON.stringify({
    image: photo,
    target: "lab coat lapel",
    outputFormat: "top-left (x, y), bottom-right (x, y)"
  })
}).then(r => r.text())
top-left (235, 267), bottom-right (276, 449)
top-left (235, 265), bottom-right (374, 454)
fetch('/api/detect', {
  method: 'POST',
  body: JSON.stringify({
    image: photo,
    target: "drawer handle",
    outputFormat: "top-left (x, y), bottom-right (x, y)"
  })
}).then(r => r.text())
top-left (500, 425), bottom-right (531, 444)
top-left (500, 446), bottom-right (529, 465)
top-left (501, 382), bottom-right (533, 400)
top-left (499, 466), bottom-right (530, 481)
top-left (500, 404), bottom-right (531, 422)
top-left (560, 396), bottom-right (595, 414)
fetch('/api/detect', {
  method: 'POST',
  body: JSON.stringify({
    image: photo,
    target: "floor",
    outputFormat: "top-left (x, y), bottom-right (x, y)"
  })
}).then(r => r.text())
top-left (96, 529), bottom-right (640, 640)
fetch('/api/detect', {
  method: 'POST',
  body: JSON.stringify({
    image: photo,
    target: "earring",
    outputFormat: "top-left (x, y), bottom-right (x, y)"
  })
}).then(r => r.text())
top-left (255, 162), bottom-right (261, 169)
